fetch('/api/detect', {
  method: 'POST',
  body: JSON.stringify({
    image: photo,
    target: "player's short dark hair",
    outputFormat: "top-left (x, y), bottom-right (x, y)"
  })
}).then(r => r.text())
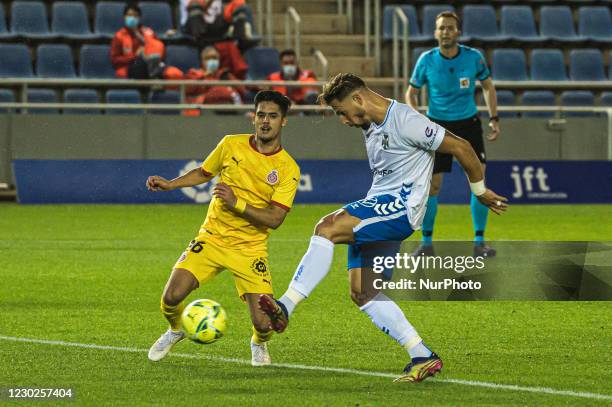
top-left (280, 49), bottom-right (297, 60)
top-left (435, 11), bottom-right (461, 29)
top-left (318, 73), bottom-right (366, 105)
top-left (124, 3), bottom-right (141, 16)
top-left (254, 90), bottom-right (291, 116)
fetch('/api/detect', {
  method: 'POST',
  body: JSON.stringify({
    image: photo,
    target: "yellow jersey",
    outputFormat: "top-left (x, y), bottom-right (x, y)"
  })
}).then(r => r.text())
top-left (199, 134), bottom-right (300, 253)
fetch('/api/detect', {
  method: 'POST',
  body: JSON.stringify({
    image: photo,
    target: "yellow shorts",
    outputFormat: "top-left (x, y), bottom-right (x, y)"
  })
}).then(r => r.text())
top-left (173, 235), bottom-right (273, 299)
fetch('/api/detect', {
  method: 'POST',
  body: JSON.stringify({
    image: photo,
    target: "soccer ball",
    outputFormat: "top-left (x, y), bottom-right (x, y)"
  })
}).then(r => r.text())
top-left (181, 299), bottom-right (227, 344)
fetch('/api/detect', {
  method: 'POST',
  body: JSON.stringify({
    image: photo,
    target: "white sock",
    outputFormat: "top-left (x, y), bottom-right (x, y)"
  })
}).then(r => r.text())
top-left (360, 293), bottom-right (432, 359)
top-left (278, 235), bottom-right (334, 317)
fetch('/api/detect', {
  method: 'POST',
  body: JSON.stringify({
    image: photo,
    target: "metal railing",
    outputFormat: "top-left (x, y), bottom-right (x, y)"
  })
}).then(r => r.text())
top-left (337, 0), bottom-right (354, 34)
top-left (392, 7), bottom-right (409, 101)
top-left (255, 0), bottom-right (274, 47)
top-left (364, 0), bottom-right (382, 76)
top-left (285, 7), bottom-right (301, 58)
top-left (312, 49), bottom-right (329, 80)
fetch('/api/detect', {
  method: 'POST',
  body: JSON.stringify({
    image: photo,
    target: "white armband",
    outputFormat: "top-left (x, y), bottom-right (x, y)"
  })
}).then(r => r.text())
top-left (470, 180), bottom-right (486, 196)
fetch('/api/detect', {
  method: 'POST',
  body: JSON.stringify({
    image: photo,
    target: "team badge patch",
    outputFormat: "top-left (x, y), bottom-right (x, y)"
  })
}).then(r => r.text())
top-left (460, 77), bottom-right (470, 89)
top-left (266, 170), bottom-right (279, 185)
top-left (251, 257), bottom-right (269, 275)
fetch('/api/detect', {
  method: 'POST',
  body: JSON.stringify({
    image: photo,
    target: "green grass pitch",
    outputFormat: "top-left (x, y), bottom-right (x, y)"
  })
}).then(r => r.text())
top-left (0, 203), bottom-right (610, 406)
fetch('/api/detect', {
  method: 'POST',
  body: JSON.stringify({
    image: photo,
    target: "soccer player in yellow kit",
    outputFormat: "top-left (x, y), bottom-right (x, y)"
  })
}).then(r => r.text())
top-left (145, 91), bottom-right (300, 366)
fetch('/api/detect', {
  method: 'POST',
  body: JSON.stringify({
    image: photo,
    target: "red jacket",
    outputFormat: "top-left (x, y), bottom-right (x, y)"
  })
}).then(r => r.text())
top-left (110, 26), bottom-right (163, 72)
top-left (185, 67), bottom-right (245, 104)
top-left (267, 69), bottom-right (317, 104)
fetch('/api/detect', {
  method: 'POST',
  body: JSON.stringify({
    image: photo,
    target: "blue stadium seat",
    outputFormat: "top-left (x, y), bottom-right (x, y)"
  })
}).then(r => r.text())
top-left (462, 5), bottom-right (508, 42)
top-left (27, 89), bottom-right (58, 114)
top-left (496, 90), bottom-right (517, 118)
top-left (539, 6), bottom-right (582, 42)
top-left (0, 89), bottom-right (15, 113)
top-left (0, 44), bottom-right (33, 77)
top-left (95, 2), bottom-right (126, 39)
top-left (139, 2), bottom-right (176, 38)
top-left (560, 91), bottom-right (595, 117)
top-left (569, 49), bottom-right (606, 81)
top-left (492, 49), bottom-right (527, 81)
top-left (530, 49), bottom-right (567, 81)
top-left (79, 45), bottom-right (116, 78)
top-left (149, 90), bottom-right (181, 115)
top-left (500, 6), bottom-right (541, 42)
top-left (165, 45), bottom-right (199, 73)
top-left (601, 92), bottom-right (612, 107)
top-left (11, 1), bottom-right (57, 39)
top-left (244, 47), bottom-right (280, 80)
top-left (63, 89), bottom-right (100, 115)
top-left (609, 51), bottom-right (612, 80)
top-left (0, 3), bottom-right (16, 39)
top-left (36, 44), bottom-right (76, 78)
top-left (382, 5), bottom-right (424, 41)
top-left (106, 89), bottom-right (143, 115)
top-left (421, 5), bottom-right (455, 38)
top-left (522, 91), bottom-right (555, 118)
top-left (578, 7), bottom-right (612, 42)
top-left (52, 2), bottom-right (97, 40)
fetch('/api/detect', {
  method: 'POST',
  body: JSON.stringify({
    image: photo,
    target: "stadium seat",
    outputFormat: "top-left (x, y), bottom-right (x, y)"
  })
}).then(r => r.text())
top-left (462, 5), bottom-right (508, 42)
top-left (139, 2), bottom-right (176, 38)
top-left (610, 51), bottom-right (612, 80)
top-left (26, 89), bottom-right (58, 114)
top-left (0, 89), bottom-right (15, 113)
top-left (601, 92), bottom-right (612, 107)
top-left (530, 49), bottom-right (567, 81)
top-left (421, 5), bottom-right (455, 38)
top-left (0, 44), bottom-right (33, 77)
top-left (560, 91), bottom-right (595, 117)
top-left (496, 90), bottom-right (518, 118)
top-left (63, 89), bottom-right (100, 115)
top-left (500, 6), bottom-right (542, 42)
top-left (244, 47), bottom-right (280, 80)
top-left (106, 89), bottom-right (143, 115)
top-left (492, 49), bottom-right (528, 81)
top-left (165, 45), bottom-right (199, 73)
top-left (382, 5), bottom-right (424, 42)
top-left (36, 44), bottom-right (76, 78)
top-left (79, 45), bottom-right (116, 78)
top-left (0, 4), bottom-right (16, 39)
top-left (578, 7), bottom-right (612, 42)
top-left (522, 91), bottom-right (555, 118)
top-left (569, 49), bottom-right (606, 81)
top-left (95, 2), bottom-right (127, 39)
top-left (149, 90), bottom-right (181, 115)
top-left (52, 2), bottom-right (97, 40)
top-left (539, 6), bottom-right (582, 42)
top-left (11, 1), bottom-right (57, 39)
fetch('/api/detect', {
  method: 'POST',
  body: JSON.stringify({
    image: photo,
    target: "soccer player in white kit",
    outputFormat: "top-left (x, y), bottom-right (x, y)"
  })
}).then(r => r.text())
top-left (259, 73), bottom-right (508, 382)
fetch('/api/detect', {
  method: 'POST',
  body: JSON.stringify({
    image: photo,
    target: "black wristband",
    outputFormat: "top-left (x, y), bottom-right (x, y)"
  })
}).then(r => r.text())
top-left (489, 116), bottom-right (499, 122)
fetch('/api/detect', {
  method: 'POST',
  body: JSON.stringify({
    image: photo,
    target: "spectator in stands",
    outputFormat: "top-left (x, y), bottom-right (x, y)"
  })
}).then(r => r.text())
top-left (267, 49), bottom-right (318, 105)
top-left (111, 3), bottom-right (183, 80)
top-left (184, 46), bottom-right (245, 108)
top-left (177, 0), bottom-right (252, 79)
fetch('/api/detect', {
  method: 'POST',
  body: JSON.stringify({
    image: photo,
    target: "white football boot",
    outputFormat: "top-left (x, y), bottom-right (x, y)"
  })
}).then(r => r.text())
top-left (148, 329), bottom-right (185, 361)
top-left (250, 340), bottom-right (272, 366)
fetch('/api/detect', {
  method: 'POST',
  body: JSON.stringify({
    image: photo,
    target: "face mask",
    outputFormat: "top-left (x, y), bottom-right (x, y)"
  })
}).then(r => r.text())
top-left (282, 65), bottom-right (297, 78)
top-left (205, 59), bottom-right (220, 72)
top-left (125, 16), bottom-right (140, 29)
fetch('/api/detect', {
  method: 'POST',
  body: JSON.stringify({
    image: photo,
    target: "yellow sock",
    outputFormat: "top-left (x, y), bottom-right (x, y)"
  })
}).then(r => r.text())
top-left (160, 299), bottom-right (185, 332)
top-left (251, 327), bottom-right (273, 345)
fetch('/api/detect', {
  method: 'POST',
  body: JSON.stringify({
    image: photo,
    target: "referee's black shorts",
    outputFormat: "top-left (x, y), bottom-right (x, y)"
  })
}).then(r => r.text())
top-left (429, 115), bottom-right (486, 174)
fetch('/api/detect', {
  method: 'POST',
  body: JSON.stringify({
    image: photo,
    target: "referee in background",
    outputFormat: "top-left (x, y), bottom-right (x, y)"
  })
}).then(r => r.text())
top-left (406, 11), bottom-right (500, 257)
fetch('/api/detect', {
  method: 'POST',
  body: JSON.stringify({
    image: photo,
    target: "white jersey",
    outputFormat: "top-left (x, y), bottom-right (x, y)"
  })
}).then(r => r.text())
top-left (362, 100), bottom-right (445, 229)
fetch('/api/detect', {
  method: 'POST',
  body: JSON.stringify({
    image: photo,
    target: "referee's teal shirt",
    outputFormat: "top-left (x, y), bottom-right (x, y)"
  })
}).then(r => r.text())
top-left (410, 45), bottom-right (490, 121)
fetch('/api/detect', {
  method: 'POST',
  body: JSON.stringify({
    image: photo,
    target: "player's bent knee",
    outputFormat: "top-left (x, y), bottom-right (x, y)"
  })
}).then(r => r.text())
top-left (350, 288), bottom-right (371, 307)
top-left (313, 215), bottom-right (335, 239)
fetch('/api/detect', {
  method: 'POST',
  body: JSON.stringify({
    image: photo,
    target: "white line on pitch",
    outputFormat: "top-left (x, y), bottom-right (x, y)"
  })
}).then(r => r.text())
top-left (1, 335), bottom-right (610, 402)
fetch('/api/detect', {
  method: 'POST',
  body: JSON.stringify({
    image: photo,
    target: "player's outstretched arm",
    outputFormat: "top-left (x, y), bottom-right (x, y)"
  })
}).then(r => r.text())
top-left (213, 182), bottom-right (288, 229)
top-left (146, 168), bottom-right (212, 192)
top-left (437, 130), bottom-right (508, 215)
